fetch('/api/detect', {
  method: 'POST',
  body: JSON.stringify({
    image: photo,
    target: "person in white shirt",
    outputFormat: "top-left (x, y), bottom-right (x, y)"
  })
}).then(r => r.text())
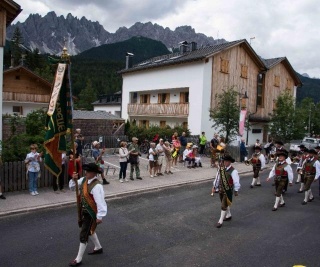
top-left (300, 149), bottom-right (320, 205)
top-left (267, 151), bottom-right (293, 211)
top-left (148, 142), bottom-right (158, 177)
top-left (69, 163), bottom-right (107, 266)
top-left (25, 144), bottom-right (42, 196)
top-left (119, 141), bottom-right (133, 183)
top-left (213, 155), bottom-right (240, 228)
top-left (250, 146), bottom-right (266, 188)
top-left (156, 139), bottom-right (165, 176)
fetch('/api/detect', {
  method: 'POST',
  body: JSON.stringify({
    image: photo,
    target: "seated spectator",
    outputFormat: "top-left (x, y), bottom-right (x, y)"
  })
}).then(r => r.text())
top-left (183, 144), bottom-right (192, 161)
top-left (184, 145), bottom-right (195, 168)
top-left (193, 145), bottom-right (202, 167)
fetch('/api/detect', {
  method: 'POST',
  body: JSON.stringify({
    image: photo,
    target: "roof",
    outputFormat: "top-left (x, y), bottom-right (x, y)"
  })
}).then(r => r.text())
top-left (261, 57), bottom-right (302, 86)
top-left (0, 0), bottom-right (22, 26)
top-left (119, 39), bottom-right (266, 74)
top-left (73, 110), bottom-right (124, 120)
top-left (4, 66), bottom-right (52, 87)
top-left (92, 100), bottom-right (121, 106)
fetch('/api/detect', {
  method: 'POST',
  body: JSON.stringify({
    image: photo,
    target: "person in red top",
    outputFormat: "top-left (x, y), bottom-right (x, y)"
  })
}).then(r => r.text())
top-left (68, 150), bottom-right (82, 182)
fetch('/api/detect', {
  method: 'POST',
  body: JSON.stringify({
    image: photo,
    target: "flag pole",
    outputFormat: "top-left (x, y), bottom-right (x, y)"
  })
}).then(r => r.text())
top-left (61, 47), bottom-right (82, 227)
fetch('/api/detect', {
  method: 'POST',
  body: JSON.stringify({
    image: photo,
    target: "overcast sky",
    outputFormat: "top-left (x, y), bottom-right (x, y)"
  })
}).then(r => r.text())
top-left (14, 0), bottom-right (320, 78)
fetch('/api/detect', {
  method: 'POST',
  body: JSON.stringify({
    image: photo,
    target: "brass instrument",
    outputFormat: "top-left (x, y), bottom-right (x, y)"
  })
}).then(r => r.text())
top-left (270, 153), bottom-right (276, 162)
top-left (290, 156), bottom-right (300, 164)
top-left (244, 157), bottom-right (253, 166)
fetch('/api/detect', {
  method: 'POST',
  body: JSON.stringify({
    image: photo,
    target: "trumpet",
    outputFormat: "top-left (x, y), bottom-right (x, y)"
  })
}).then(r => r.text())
top-left (270, 154), bottom-right (276, 162)
top-left (244, 157), bottom-right (253, 166)
top-left (290, 156), bottom-right (300, 164)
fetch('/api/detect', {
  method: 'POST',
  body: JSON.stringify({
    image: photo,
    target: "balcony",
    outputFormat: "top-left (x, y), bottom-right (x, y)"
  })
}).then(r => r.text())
top-left (3, 92), bottom-right (50, 103)
top-left (128, 103), bottom-right (189, 117)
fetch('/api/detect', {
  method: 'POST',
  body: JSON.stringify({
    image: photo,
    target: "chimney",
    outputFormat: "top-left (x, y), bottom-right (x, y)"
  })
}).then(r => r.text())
top-left (125, 52), bottom-right (134, 69)
top-left (190, 42), bottom-right (197, 51)
top-left (179, 41), bottom-right (188, 53)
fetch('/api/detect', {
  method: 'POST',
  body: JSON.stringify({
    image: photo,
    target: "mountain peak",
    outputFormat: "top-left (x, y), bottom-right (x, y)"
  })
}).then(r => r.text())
top-left (6, 12), bottom-right (224, 55)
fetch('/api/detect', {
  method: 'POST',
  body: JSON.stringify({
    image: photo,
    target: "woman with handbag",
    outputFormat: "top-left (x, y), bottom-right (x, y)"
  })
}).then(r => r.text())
top-left (119, 141), bottom-right (132, 183)
top-left (148, 142), bottom-right (158, 177)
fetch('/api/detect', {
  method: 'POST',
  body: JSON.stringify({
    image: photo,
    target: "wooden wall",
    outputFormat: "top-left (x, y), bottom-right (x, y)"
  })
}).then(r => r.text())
top-left (210, 45), bottom-right (260, 111)
top-left (3, 69), bottom-right (51, 95)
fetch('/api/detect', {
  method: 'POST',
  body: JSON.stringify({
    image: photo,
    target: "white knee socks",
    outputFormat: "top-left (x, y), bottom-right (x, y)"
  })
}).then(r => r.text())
top-left (299, 183), bottom-right (304, 192)
top-left (75, 242), bottom-right (87, 263)
top-left (304, 189), bottom-right (311, 202)
top-left (218, 210), bottom-right (227, 224)
top-left (296, 174), bottom-right (301, 183)
top-left (251, 178), bottom-right (256, 186)
top-left (274, 196), bottom-right (280, 209)
top-left (226, 206), bottom-right (232, 218)
top-left (90, 233), bottom-right (102, 250)
top-left (280, 195), bottom-right (285, 205)
top-left (256, 177), bottom-right (261, 185)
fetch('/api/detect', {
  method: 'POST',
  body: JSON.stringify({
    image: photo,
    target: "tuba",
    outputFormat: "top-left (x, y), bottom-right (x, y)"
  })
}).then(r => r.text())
top-left (270, 154), bottom-right (276, 162)
top-left (244, 157), bottom-right (253, 166)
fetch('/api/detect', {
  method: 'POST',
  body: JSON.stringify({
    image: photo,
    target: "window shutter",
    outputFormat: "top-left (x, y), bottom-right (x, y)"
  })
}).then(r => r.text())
top-left (180, 92), bottom-right (184, 103)
top-left (166, 93), bottom-right (170, 103)
top-left (158, 94), bottom-right (161, 104)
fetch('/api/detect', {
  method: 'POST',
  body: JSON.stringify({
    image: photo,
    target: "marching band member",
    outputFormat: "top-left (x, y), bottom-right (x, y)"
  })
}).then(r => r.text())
top-left (213, 155), bottom-right (240, 228)
top-left (267, 150), bottom-right (293, 211)
top-left (250, 145), bottom-right (266, 188)
top-left (296, 145), bottom-right (307, 190)
top-left (301, 149), bottom-right (320, 205)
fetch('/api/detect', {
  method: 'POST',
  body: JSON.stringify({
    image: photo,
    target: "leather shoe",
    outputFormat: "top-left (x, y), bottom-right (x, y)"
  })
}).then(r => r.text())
top-left (69, 260), bottom-right (82, 266)
top-left (88, 248), bottom-right (103, 255)
top-left (295, 181), bottom-right (300, 184)
top-left (136, 177), bottom-right (142, 180)
top-left (297, 190), bottom-right (304, 193)
top-left (279, 203), bottom-right (285, 207)
top-left (255, 184), bottom-right (261, 187)
top-left (308, 197), bottom-right (314, 202)
top-left (272, 207), bottom-right (277, 211)
top-left (250, 185), bottom-right (253, 188)
top-left (130, 177), bottom-right (134, 181)
top-left (301, 201), bottom-right (307, 205)
top-left (223, 216), bottom-right (232, 221)
top-left (216, 223), bottom-right (222, 228)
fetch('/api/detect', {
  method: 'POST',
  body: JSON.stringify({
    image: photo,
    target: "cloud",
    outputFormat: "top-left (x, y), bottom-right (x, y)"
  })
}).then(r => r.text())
top-left (14, 0), bottom-right (320, 77)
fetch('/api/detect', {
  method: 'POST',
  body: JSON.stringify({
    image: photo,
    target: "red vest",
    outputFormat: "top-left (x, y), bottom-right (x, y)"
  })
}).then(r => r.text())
top-left (275, 162), bottom-right (288, 177)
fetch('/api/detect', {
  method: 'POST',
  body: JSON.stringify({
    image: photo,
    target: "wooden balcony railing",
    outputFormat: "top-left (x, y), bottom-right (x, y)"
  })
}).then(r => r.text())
top-left (128, 103), bottom-right (189, 117)
top-left (3, 92), bottom-right (50, 103)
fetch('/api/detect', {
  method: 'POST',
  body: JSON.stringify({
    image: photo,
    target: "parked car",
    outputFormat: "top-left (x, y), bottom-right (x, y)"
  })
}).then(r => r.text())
top-left (301, 137), bottom-right (320, 149)
top-left (289, 140), bottom-right (302, 153)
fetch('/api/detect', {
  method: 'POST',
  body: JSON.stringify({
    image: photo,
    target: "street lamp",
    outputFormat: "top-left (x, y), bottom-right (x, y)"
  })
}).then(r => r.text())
top-left (239, 90), bottom-right (249, 110)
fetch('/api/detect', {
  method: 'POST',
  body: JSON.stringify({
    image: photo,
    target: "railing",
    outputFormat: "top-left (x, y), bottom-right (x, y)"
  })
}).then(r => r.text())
top-left (3, 92), bottom-right (50, 103)
top-left (128, 103), bottom-right (189, 117)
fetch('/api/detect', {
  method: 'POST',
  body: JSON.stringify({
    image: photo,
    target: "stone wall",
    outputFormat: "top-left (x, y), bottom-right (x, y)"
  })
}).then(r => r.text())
top-left (73, 119), bottom-right (125, 137)
top-left (2, 118), bottom-right (26, 141)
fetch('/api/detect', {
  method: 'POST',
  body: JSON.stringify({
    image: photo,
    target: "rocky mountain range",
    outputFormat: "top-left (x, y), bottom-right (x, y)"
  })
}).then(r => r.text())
top-left (6, 11), bottom-right (224, 55)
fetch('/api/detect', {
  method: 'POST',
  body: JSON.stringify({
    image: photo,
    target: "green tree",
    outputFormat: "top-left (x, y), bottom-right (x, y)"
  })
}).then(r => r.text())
top-left (10, 27), bottom-right (24, 67)
top-left (209, 87), bottom-right (239, 143)
top-left (76, 79), bottom-right (97, 110)
top-left (269, 92), bottom-right (304, 142)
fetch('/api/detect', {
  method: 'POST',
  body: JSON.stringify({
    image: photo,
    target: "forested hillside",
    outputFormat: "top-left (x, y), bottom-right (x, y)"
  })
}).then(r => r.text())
top-left (296, 73), bottom-right (320, 103)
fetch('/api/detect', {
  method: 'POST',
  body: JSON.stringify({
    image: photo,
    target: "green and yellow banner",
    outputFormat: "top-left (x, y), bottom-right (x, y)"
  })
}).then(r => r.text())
top-left (44, 63), bottom-right (72, 177)
top-left (220, 164), bottom-right (233, 206)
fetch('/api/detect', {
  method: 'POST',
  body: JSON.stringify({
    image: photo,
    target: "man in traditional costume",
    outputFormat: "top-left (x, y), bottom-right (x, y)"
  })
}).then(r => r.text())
top-left (267, 151), bottom-right (293, 211)
top-left (301, 149), bottom-right (320, 205)
top-left (249, 145), bottom-right (266, 188)
top-left (213, 155), bottom-right (240, 228)
top-left (69, 163), bottom-right (107, 266)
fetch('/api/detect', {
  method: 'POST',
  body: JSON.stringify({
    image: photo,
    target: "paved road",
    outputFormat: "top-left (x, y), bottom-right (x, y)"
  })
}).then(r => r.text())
top-left (1, 170), bottom-right (319, 267)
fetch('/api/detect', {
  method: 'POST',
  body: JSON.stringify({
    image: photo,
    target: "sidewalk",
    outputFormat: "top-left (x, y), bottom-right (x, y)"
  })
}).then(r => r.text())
top-left (0, 158), bottom-right (258, 217)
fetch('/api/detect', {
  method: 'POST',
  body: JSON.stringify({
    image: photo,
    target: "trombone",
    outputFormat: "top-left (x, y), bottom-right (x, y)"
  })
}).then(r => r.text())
top-left (290, 155), bottom-right (300, 164)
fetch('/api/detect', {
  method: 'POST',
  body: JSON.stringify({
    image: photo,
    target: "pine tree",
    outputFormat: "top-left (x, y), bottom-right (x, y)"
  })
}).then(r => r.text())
top-left (76, 79), bottom-right (97, 110)
top-left (10, 27), bottom-right (24, 67)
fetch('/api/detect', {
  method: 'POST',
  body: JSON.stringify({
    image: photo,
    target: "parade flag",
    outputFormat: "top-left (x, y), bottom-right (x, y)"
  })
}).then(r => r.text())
top-left (44, 63), bottom-right (72, 177)
top-left (219, 163), bottom-right (233, 206)
top-left (239, 109), bottom-right (247, 136)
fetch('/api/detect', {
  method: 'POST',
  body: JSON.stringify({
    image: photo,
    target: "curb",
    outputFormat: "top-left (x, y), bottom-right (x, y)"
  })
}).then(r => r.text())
top-left (0, 168), bottom-right (259, 218)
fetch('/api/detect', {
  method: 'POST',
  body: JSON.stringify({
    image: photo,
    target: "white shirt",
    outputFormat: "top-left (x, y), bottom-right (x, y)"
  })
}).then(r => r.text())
top-left (183, 148), bottom-right (191, 160)
top-left (268, 161), bottom-right (294, 183)
top-left (303, 157), bottom-right (320, 180)
top-left (156, 143), bottom-right (165, 156)
top-left (254, 152), bottom-right (266, 169)
top-left (25, 151), bottom-right (42, 172)
top-left (214, 165), bottom-right (241, 192)
top-left (69, 177), bottom-right (107, 220)
top-left (148, 148), bottom-right (156, 161)
top-left (119, 147), bottom-right (129, 162)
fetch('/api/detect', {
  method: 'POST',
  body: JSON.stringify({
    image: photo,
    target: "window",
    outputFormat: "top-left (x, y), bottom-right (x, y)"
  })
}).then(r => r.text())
top-left (252, 129), bottom-right (262, 134)
top-left (286, 78), bottom-right (292, 89)
top-left (131, 92), bottom-right (137, 104)
top-left (180, 92), bottom-right (189, 103)
top-left (274, 75), bottom-right (280, 87)
top-left (140, 94), bottom-right (150, 104)
top-left (139, 120), bottom-right (149, 129)
top-left (220, 58), bottom-right (230, 74)
top-left (13, 106), bottom-right (23, 114)
top-left (158, 93), bottom-right (170, 104)
top-left (257, 73), bottom-right (264, 107)
top-left (182, 122), bottom-right (188, 129)
top-left (241, 65), bottom-right (248, 79)
top-left (160, 121), bottom-right (166, 128)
